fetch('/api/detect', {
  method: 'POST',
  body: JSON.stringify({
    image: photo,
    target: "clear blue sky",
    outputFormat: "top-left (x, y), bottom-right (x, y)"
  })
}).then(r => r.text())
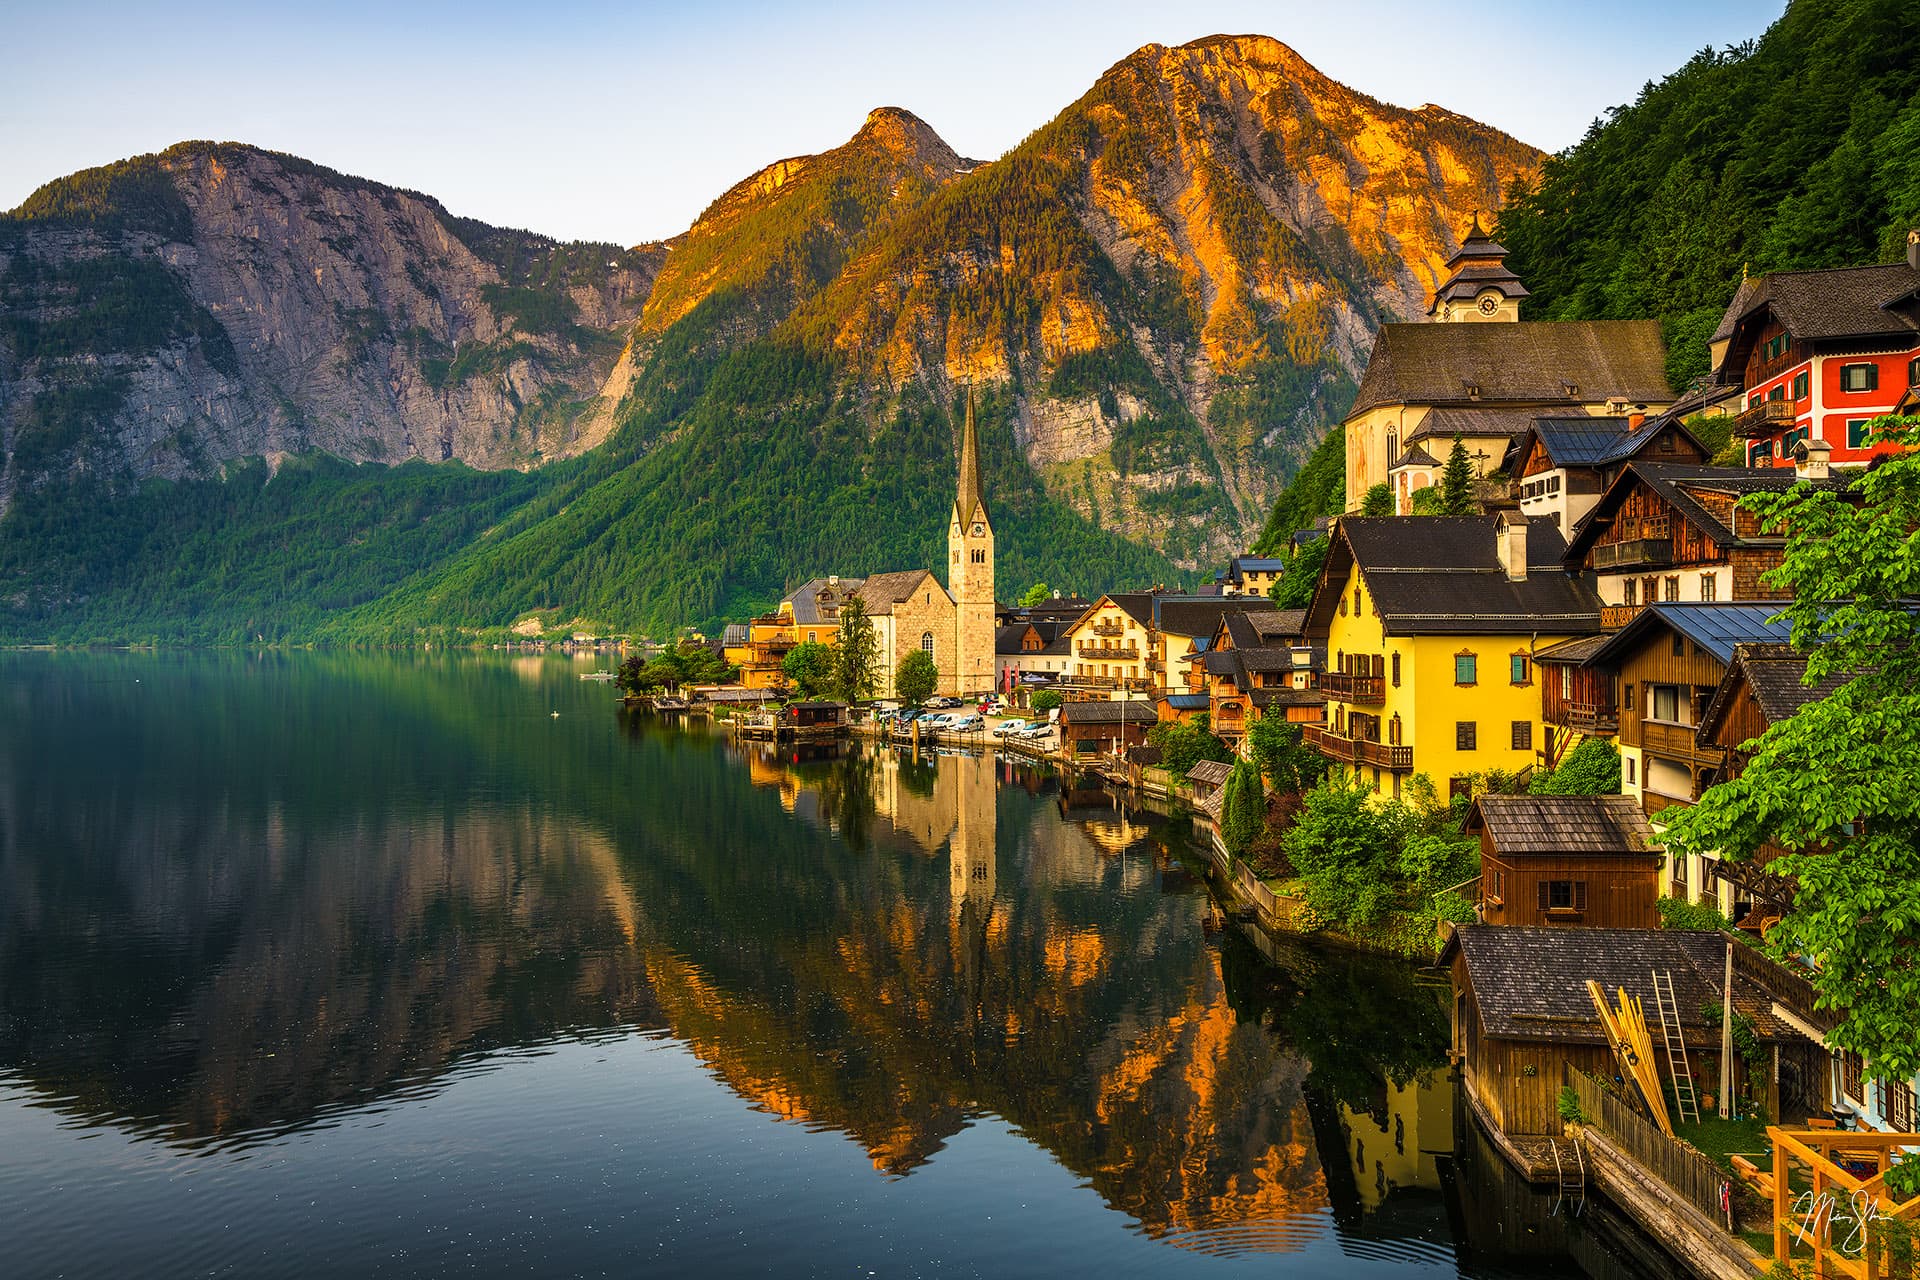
top-left (3, 0), bottom-right (1779, 245)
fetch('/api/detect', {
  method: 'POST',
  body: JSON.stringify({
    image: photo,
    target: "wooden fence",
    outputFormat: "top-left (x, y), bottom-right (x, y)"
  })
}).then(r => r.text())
top-left (1570, 1067), bottom-right (1736, 1231)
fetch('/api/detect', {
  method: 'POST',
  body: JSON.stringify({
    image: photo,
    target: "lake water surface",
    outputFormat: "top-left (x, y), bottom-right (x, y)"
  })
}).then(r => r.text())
top-left (0, 653), bottom-right (1678, 1277)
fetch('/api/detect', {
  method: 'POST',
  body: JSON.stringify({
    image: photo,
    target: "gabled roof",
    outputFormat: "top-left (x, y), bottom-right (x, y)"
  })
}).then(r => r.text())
top-left (1160, 693), bottom-right (1210, 711)
top-left (1250, 687), bottom-right (1327, 709)
top-left (1533, 633), bottom-right (1612, 665)
top-left (1349, 320), bottom-right (1670, 418)
top-left (1228, 556), bottom-right (1288, 573)
top-left (1408, 406), bottom-right (1543, 443)
top-left (1696, 641), bottom-right (1853, 748)
top-left (1513, 414), bottom-right (1706, 471)
top-left (1307, 516), bottom-right (1602, 637)
top-left (1466, 794), bottom-right (1655, 856)
top-left (1585, 602), bottom-right (1794, 671)
top-left (1220, 609), bottom-right (1307, 651)
top-left (1391, 441), bottom-right (1441, 470)
top-left (1069, 592), bottom-right (1156, 631)
top-left (856, 569), bottom-right (940, 615)
top-left (1059, 699), bottom-right (1152, 724)
top-left (1711, 261), bottom-right (1920, 346)
top-left (995, 623), bottom-right (1038, 654)
top-left (1562, 463), bottom-right (1851, 564)
top-left (1150, 595), bottom-right (1270, 639)
top-left (1186, 760), bottom-right (1233, 787)
top-left (1444, 926), bottom-right (1790, 1044)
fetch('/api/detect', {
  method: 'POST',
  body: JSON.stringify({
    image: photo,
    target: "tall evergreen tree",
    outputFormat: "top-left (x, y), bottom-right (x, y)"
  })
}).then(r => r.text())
top-left (1439, 437), bottom-right (1474, 515)
top-left (832, 597), bottom-right (881, 702)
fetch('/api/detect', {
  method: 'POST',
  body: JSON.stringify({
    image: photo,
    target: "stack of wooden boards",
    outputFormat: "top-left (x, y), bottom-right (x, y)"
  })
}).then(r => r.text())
top-left (1585, 979), bottom-right (1675, 1136)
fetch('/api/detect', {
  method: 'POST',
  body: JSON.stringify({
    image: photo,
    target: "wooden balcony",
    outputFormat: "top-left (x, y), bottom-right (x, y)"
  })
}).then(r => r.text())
top-left (1640, 719), bottom-right (1723, 765)
top-left (1592, 538), bottom-right (1674, 571)
top-left (1077, 642), bottom-right (1139, 660)
top-left (1315, 671), bottom-right (1385, 705)
top-left (1733, 399), bottom-right (1796, 438)
top-left (1063, 674), bottom-right (1154, 693)
top-left (1641, 789), bottom-right (1693, 818)
top-left (1303, 724), bottom-right (1412, 771)
top-left (1550, 700), bottom-right (1619, 735)
top-left (1600, 603), bottom-right (1643, 630)
top-left (1091, 621), bottom-right (1125, 637)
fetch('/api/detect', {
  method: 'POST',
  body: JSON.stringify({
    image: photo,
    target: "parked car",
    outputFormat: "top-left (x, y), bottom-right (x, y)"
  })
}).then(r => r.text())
top-left (992, 719), bottom-right (1029, 737)
top-left (947, 714), bottom-right (984, 732)
top-left (1018, 721), bottom-right (1053, 739)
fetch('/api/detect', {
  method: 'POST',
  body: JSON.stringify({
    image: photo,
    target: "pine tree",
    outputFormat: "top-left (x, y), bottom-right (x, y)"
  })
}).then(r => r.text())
top-left (1439, 436), bottom-right (1474, 515)
top-left (832, 597), bottom-right (880, 702)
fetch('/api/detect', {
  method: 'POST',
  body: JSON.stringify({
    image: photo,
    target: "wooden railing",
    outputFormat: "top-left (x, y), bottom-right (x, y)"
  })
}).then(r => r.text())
top-left (1077, 643), bottom-right (1139, 660)
top-left (1757, 1127), bottom-right (1920, 1278)
top-left (1602, 603), bottom-right (1644, 629)
top-left (1570, 1068), bottom-right (1736, 1231)
top-left (1735, 399), bottom-right (1797, 438)
top-left (1302, 724), bottom-right (1413, 771)
top-left (1316, 670), bottom-right (1385, 705)
top-left (1593, 537), bottom-right (1675, 570)
top-left (1563, 700), bottom-right (1619, 733)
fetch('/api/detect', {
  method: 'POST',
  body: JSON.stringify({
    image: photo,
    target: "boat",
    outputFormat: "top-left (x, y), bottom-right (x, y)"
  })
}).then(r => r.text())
top-left (580, 671), bottom-right (618, 681)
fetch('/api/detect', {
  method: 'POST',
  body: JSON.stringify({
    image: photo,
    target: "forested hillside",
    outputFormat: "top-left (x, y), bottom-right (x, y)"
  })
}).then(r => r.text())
top-left (1495, 0), bottom-right (1920, 389)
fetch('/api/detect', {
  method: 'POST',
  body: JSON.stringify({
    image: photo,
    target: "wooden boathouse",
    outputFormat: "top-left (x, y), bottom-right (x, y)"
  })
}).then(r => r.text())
top-left (1464, 795), bottom-right (1662, 929)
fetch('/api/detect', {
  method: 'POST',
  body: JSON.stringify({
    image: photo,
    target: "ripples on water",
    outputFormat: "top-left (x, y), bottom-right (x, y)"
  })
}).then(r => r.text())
top-left (0, 653), bottom-right (1665, 1277)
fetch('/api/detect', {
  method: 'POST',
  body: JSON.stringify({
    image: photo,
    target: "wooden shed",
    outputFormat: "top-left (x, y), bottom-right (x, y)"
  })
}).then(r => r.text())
top-left (1443, 926), bottom-right (1799, 1141)
top-left (1465, 794), bottom-right (1662, 928)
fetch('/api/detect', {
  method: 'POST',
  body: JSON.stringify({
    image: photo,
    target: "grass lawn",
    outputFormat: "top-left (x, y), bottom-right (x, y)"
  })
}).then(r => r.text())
top-left (1676, 1114), bottom-right (1773, 1173)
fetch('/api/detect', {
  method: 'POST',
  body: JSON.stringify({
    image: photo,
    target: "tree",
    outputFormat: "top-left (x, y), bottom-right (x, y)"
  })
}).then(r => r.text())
top-left (894, 647), bottom-right (938, 707)
top-left (1267, 537), bottom-right (1328, 610)
top-left (781, 640), bottom-right (836, 700)
top-left (1030, 689), bottom-right (1063, 713)
top-left (1409, 485), bottom-right (1445, 516)
top-left (1361, 482), bottom-right (1394, 517)
top-left (831, 596), bottom-right (880, 703)
top-left (1247, 716), bottom-right (1328, 793)
top-left (1146, 719), bottom-right (1231, 777)
top-left (1660, 418), bottom-right (1920, 1077)
top-left (1439, 436), bottom-right (1474, 515)
top-left (1282, 777), bottom-right (1400, 926)
top-left (1532, 738), bottom-right (1621, 795)
top-left (1018, 582), bottom-right (1054, 607)
top-left (1221, 759), bottom-right (1265, 856)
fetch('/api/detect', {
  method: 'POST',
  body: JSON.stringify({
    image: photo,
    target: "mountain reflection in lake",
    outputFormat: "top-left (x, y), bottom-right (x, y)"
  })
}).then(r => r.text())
top-left (0, 653), bottom-right (1670, 1277)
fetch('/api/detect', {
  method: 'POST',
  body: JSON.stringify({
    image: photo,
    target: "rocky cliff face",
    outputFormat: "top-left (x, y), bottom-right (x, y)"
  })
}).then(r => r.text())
top-left (0, 142), bottom-right (662, 507)
top-left (1, 36), bottom-right (1540, 581)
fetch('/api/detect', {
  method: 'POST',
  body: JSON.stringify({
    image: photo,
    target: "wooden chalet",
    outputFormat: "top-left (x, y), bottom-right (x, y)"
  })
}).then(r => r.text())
top-left (1466, 795), bottom-right (1661, 929)
top-left (1444, 926), bottom-right (1810, 1145)
top-left (1191, 607), bottom-right (1323, 745)
top-left (1533, 632), bottom-right (1615, 763)
top-left (1058, 699), bottom-right (1153, 757)
top-left (1579, 604), bottom-right (1796, 917)
top-left (1186, 760), bottom-right (1232, 824)
top-left (1562, 462), bottom-right (1849, 629)
top-left (1503, 412), bottom-right (1708, 532)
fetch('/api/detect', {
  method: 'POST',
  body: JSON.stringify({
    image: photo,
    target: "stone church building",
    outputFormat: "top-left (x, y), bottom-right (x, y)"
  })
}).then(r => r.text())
top-left (776, 395), bottom-right (997, 698)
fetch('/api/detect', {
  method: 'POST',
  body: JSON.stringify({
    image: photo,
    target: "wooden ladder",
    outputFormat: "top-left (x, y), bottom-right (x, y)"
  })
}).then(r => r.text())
top-left (1550, 1137), bottom-right (1586, 1217)
top-left (1651, 969), bottom-right (1701, 1125)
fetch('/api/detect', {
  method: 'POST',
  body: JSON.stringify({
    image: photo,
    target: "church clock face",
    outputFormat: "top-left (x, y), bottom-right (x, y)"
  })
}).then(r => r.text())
top-left (971, 523), bottom-right (985, 538)
top-left (1478, 294), bottom-right (1500, 316)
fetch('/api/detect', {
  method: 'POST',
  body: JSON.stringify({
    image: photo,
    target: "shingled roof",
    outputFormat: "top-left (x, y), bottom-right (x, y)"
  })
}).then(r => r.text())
top-left (1408, 406), bottom-right (1543, 443)
top-left (1349, 320), bottom-right (1670, 418)
top-left (1710, 261), bottom-right (1920, 346)
top-left (1059, 699), bottom-right (1152, 725)
top-left (1152, 595), bottom-right (1271, 639)
top-left (1467, 794), bottom-right (1655, 856)
top-left (1563, 463), bottom-right (1851, 564)
top-left (1696, 641), bottom-right (1854, 749)
top-left (1586, 602), bottom-right (1795, 671)
top-left (1222, 609), bottom-right (1307, 649)
top-left (1444, 926), bottom-right (1790, 1044)
top-left (1186, 760), bottom-right (1233, 787)
top-left (1307, 516), bottom-right (1603, 637)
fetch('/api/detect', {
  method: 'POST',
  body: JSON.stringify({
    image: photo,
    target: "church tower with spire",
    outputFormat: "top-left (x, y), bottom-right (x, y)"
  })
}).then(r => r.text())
top-left (1427, 214), bottom-right (1528, 322)
top-left (948, 391), bottom-right (996, 697)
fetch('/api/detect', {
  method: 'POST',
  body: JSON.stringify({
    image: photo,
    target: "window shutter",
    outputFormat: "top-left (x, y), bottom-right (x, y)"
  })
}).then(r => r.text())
top-left (1574, 881), bottom-right (1588, 912)
top-left (1538, 881), bottom-right (1552, 911)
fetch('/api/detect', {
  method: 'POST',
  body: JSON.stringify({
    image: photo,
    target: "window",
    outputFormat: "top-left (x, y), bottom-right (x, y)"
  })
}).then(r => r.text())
top-left (1510, 654), bottom-right (1531, 685)
top-left (1769, 384), bottom-right (1786, 402)
top-left (1623, 579), bottom-right (1637, 607)
top-left (1491, 869), bottom-right (1505, 904)
top-left (1511, 720), bottom-right (1532, 751)
top-left (1389, 713), bottom-right (1402, 745)
top-left (1671, 853), bottom-right (1688, 899)
top-left (1751, 440), bottom-right (1775, 463)
top-left (1673, 631), bottom-right (1687, 657)
top-left (1540, 880), bottom-right (1588, 912)
top-left (1386, 429), bottom-right (1398, 463)
top-left (1889, 1079), bottom-right (1917, 1132)
top-left (1841, 1051), bottom-right (1865, 1104)
top-left (1625, 756), bottom-right (1636, 785)
top-left (1763, 334), bottom-right (1790, 362)
top-left (1623, 682), bottom-right (1635, 712)
top-left (1339, 596), bottom-right (1348, 616)
top-left (808, 631), bottom-right (817, 643)
top-left (921, 632), bottom-right (934, 655)
top-left (1839, 363), bottom-right (1878, 393)
top-left (1650, 684), bottom-right (1682, 723)
top-left (1664, 576), bottom-right (1681, 602)
top-left (1391, 652), bottom-right (1401, 687)
top-left (1456, 721), bottom-right (1477, 751)
top-left (970, 549), bottom-right (986, 564)
top-left (1847, 418), bottom-right (1873, 450)
top-left (1791, 370), bottom-right (1810, 400)
top-left (1454, 652), bottom-right (1477, 686)
top-left (1354, 587), bottom-right (1363, 616)
top-left (1699, 573), bottom-right (1717, 602)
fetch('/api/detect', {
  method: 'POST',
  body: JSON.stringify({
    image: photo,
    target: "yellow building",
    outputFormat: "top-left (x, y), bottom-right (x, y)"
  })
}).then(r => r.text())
top-left (1060, 593), bottom-right (1157, 693)
top-left (1302, 513), bottom-right (1603, 800)
top-left (1341, 218), bottom-right (1673, 513)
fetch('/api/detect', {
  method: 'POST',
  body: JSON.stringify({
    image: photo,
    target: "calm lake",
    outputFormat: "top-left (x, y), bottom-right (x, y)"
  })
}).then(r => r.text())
top-left (0, 653), bottom-right (1679, 1277)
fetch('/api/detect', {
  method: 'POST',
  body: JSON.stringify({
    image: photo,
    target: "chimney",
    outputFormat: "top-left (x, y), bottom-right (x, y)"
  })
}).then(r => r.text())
top-left (1909, 229), bottom-right (1919, 273)
top-left (1628, 411), bottom-right (1647, 430)
top-left (1794, 436), bottom-right (1832, 481)
top-left (828, 575), bottom-right (839, 587)
top-left (1496, 511), bottom-right (1528, 582)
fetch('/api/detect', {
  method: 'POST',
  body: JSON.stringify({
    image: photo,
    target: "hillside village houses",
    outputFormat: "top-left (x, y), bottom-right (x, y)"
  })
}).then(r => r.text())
top-left (1341, 217), bottom-right (1677, 514)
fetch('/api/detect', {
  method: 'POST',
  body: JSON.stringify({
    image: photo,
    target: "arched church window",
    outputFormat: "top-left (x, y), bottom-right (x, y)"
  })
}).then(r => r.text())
top-left (1386, 430), bottom-right (1399, 463)
top-left (921, 632), bottom-right (935, 656)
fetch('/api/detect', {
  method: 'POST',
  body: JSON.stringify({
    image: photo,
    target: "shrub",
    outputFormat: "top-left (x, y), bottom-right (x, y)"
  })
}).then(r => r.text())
top-left (1658, 895), bottom-right (1731, 932)
top-left (1534, 738), bottom-right (1622, 795)
top-left (1029, 689), bottom-right (1063, 713)
top-left (1557, 1085), bottom-right (1589, 1124)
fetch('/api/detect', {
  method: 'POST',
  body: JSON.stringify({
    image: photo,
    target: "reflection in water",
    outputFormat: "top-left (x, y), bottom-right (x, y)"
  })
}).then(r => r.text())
top-left (0, 654), bottom-right (1671, 1276)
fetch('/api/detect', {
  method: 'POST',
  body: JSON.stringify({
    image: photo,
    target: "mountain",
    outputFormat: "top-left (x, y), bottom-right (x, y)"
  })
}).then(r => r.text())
top-left (0, 140), bottom-right (662, 508)
top-left (0, 37), bottom-right (1540, 641)
top-left (1495, 0), bottom-right (1920, 391)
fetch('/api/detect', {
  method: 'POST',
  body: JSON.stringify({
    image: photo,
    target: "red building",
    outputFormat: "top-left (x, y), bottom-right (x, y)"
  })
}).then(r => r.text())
top-left (1710, 231), bottom-right (1920, 468)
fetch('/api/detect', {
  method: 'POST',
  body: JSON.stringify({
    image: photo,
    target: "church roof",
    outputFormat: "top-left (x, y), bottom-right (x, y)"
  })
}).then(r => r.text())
top-left (1349, 320), bottom-right (1671, 418)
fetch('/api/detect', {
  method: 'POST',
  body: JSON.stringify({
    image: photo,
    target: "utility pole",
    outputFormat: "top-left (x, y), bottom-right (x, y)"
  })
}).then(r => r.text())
top-left (1719, 940), bottom-right (1735, 1119)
